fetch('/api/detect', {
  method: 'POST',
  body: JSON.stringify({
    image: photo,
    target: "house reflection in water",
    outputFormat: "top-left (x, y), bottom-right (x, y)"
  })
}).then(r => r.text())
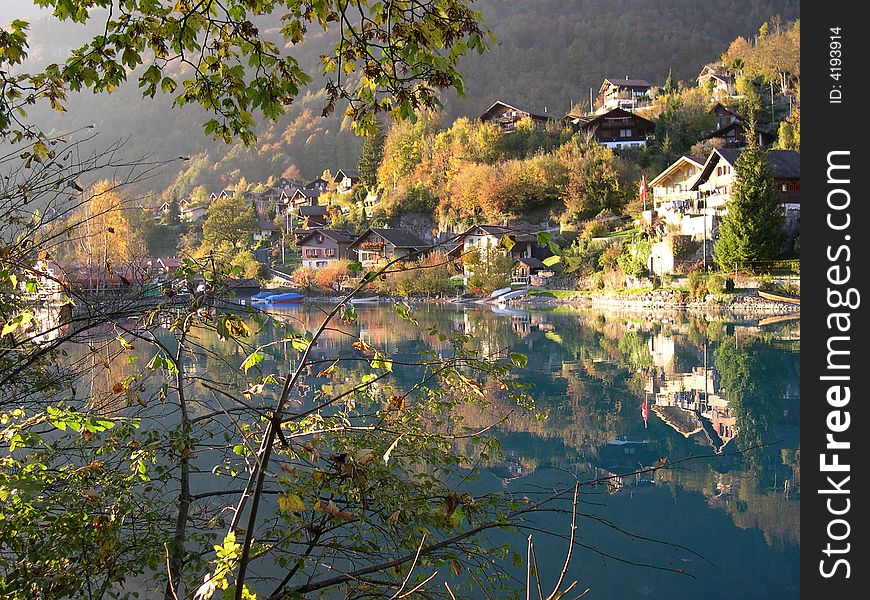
top-left (644, 342), bottom-right (737, 453)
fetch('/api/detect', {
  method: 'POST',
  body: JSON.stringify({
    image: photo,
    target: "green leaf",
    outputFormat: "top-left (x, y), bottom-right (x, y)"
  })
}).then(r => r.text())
top-left (340, 305), bottom-right (357, 323)
top-left (536, 232), bottom-right (552, 247)
top-left (542, 255), bottom-right (562, 267)
top-left (509, 352), bottom-right (528, 368)
top-left (347, 261), bottom-right (363, 273)
top-left (370, 351), bottom-right (393, 372)
top-left (497, 234), bottom-right (516, 252)
top-left (291, 336), bottom-right (310, 352)
top-left (394, 302), bottom-right (418, 325)
top-left (240, 350), bottom-right (264, 374)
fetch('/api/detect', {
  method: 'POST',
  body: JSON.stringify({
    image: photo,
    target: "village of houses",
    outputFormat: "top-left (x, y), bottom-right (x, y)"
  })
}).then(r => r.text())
top-left (37, 63), bottom-right (800, 305)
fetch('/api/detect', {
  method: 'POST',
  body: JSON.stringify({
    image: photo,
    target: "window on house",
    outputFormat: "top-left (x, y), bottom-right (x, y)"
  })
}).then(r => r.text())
top-left (620, 129), bottom-right (632, 137)
top-left (325, 248), bottom-right (336, 257)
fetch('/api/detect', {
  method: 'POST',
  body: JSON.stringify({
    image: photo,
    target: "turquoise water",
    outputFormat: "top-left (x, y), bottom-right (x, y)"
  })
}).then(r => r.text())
top-left (238, 302), bottom-right (800, 598)
top-left (82, 301), bottom-right (798, 598)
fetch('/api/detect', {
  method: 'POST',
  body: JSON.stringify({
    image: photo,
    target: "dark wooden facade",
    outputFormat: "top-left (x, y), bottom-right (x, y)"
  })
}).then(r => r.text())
top-left (578, 108), bottom-right (654, 148)
top-left (480, 101), bottom-right (555, 133)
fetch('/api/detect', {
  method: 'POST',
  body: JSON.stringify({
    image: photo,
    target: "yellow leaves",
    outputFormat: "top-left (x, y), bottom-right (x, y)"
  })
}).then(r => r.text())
top-left (277, 493), bottom-right (307, 514)
top-left (388, 395), bottom-right (406, 411)
top-left (316, 364), bottom-right (337, 378)
top-left (117, 336), bottom-right (135, 351)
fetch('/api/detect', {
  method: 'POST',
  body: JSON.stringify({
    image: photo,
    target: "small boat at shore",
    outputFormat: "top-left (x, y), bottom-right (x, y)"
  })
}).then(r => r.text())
top-left (262, 292), bottom-right (304, 304)
top-left (251, 291), bottom-right (304, 304)
top-left (757, 290), bottom-right (800, 305)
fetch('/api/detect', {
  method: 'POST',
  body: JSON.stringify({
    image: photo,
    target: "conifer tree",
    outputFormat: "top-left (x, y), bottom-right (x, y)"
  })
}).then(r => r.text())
top-left (358, 120), bottom-right (386, 190)
top-left (714, 123), bottom-right (784, 272)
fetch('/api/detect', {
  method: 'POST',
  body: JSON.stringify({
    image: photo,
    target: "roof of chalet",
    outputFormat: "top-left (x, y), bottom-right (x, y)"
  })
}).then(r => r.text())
top-left (709, 102), bottom-right (739, 116)
top-left (350, 228), bottom-right (428, 250)
top-left (701, 120), bottom-right (776, 143)
top-left (334, 169), bottom-right (360, 181)
top-left (515, 257), bottom-right (547, 270)
top-left (480, 100), bottom-right (554, 122)
top-left (578, 107), bottom-right (654, 129)
top-left (699, 64), bottom-right (736, 82)
top-left (601, 77), bottom-right (652, 89)
top-left (691, 148), bottom-right (801, 190)
top-left (257, 219), bottom-right (276, 231)
top-left (293, 188), bottom-right (322, 198)
top-left (298, 205), bottom-right (329, 216)
top-left (648, 154), bottom-right (706, 188)
top-left (457, 224), bottom-right (540, 243)
top-left (564, 113), bottom-right (595, 125)
top-left (297, 229), bottom-right (358, 245)
top-left (651, 405), bottom-right (703, 437)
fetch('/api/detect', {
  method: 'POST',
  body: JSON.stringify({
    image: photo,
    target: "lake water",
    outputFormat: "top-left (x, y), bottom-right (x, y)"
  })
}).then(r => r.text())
top-left (76, 300), bottom-right (800, 598)
top-left (237, 302), bottom-right (800, 598)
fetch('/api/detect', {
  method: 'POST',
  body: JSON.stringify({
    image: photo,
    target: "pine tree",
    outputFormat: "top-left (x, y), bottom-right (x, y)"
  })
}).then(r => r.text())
top-left (714, 123), bottom-right (784, 272)
top-left (663, 69), bottom-right (677, 95)
top-left (357, 120), bottom-right (386, 190)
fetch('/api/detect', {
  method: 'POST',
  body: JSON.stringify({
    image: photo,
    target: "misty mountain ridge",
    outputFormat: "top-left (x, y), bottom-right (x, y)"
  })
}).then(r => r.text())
top-left (11, 0), bottom-right (798, 196)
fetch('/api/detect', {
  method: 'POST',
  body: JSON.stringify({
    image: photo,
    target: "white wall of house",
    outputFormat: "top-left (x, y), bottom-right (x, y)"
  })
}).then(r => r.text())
top-left (181, 205), bottom-right (208, 221)
top-left (600, 139), bottom-right (646, 149)
top-left (461, 233), bottom-right (531, 284)
top-left (648, 240), bottom-right (675, 276)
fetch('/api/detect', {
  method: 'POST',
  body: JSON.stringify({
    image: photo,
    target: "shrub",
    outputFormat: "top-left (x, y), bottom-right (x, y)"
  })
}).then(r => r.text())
top-left (687, 271), bottom-right (708, 300)
top-left (580, 220), bottom-right (608, 239)
top-left (314, 260), bottom-right (353, 292)
top-left (706, 273), bottom-right (726, 295)
top-left (291, 266), bottom-right (317, 289)
top-left (756, 274), bottom-right (775, 291)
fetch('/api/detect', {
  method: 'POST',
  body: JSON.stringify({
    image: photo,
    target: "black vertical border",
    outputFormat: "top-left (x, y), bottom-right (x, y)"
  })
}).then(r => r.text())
top-left (802, 2), bottom-right (867, 597)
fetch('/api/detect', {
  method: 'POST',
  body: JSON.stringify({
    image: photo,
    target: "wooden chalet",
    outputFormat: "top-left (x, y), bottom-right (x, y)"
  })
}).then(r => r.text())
top-left (297, 229), bottom-right (358, 269)
top-left (334, 169), bottom-right (361, 193)
top-left (479, 100), bottom-right (556, 133)
top-left (690, 147), bottom-right (800, 247)
top-left (709, 102), bottom-right (740, 131)
top-left (702, 120), bottom-right (775, 148)
top-left (577, 108), bottom-right (654, 149)
top-left (597, 77), bottom-right (652, 113)
top-left (305, 178), bottom-right (328, 193)
top-left (512, 257), bottom-right (552, 286)
top-left (289, 188), bottom-right (323, 209)
top-left (648, 154), bottom-right (706, 210)
top-left (447, 224), bottom-right (552, 285)
top-left (296, 205), bottom-right (330, 230)
top-left (697, 64), bottom-right (737, 98)
top-left (348, 228), bottom-right (429, 269)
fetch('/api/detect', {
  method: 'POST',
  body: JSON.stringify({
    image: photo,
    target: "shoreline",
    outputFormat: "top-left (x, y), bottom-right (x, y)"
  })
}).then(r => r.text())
top-left (301, 288), bottom-right (800, 319)
top-left (514, 288), bottom-right (800, 317)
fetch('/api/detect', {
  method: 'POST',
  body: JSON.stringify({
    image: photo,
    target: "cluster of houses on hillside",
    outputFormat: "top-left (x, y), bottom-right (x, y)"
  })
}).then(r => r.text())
top-left (156, 168), bottom-right (362, 229)
top-left (297, 224), bottom-right (556, 288)
top-left (139, 64), bottom-right (798, 287)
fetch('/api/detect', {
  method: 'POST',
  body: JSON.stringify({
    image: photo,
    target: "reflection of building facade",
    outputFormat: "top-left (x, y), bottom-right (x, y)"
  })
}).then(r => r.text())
top-left (648, 363), bottom-right (737, 453)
